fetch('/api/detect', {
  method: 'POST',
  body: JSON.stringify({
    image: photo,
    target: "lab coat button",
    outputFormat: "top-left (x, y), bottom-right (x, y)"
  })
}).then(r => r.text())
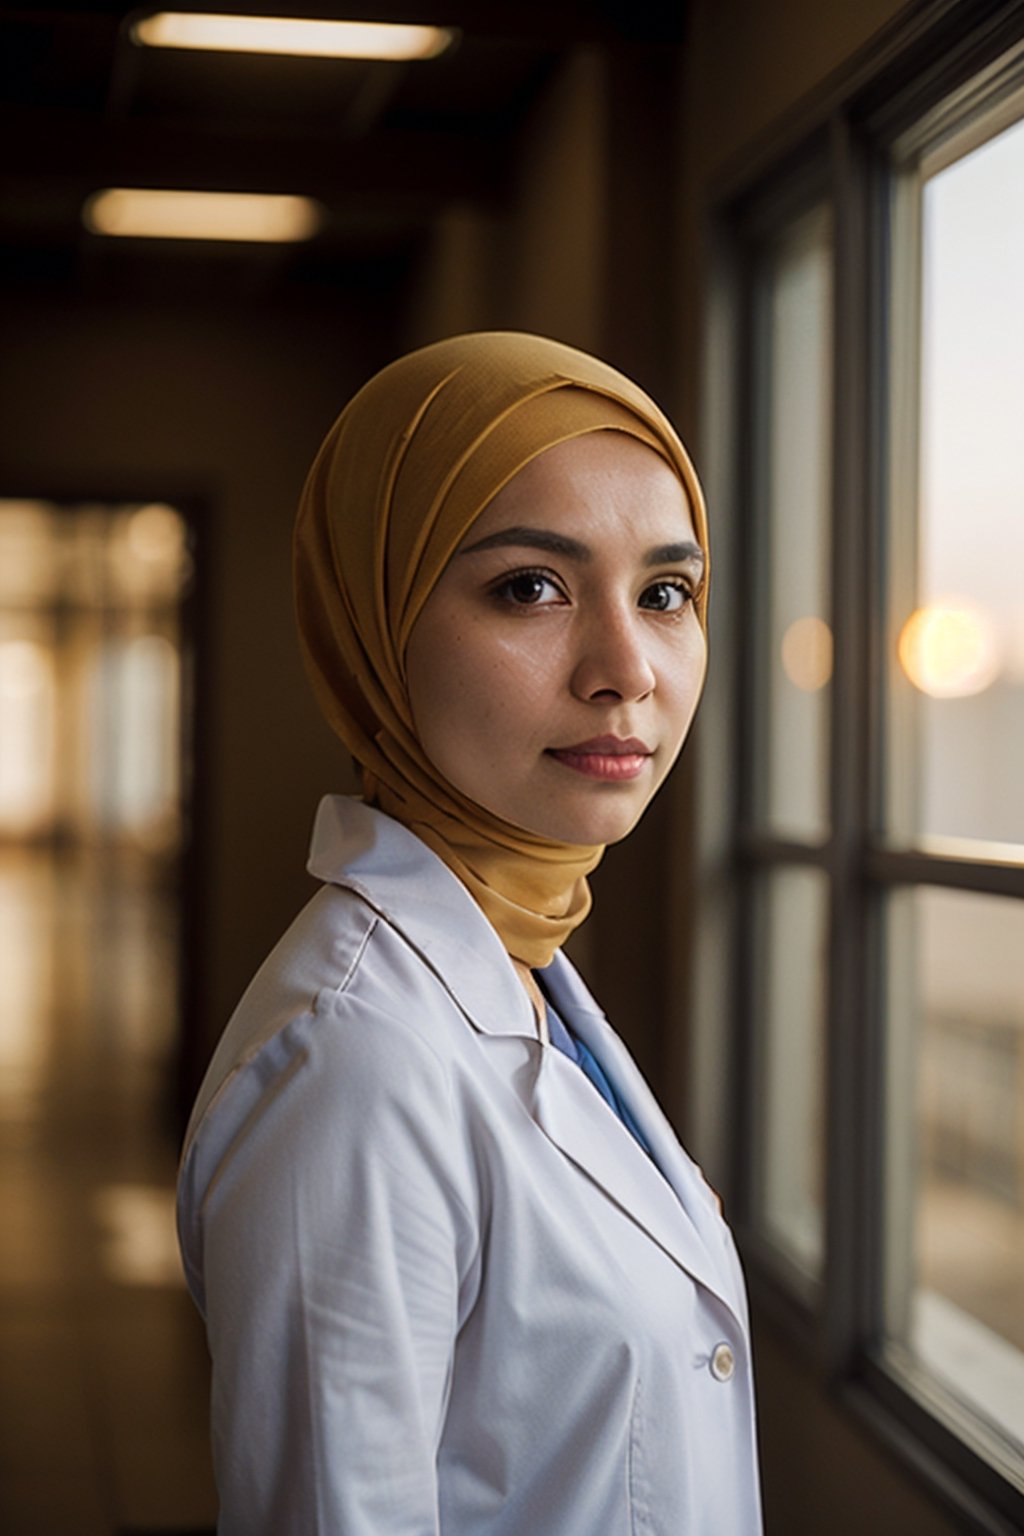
top-left (710, 1342), bottom-right (735, 1382)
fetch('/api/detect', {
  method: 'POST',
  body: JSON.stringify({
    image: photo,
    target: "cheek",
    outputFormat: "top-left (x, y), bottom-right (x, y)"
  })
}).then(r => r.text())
top-left (407, 571), bottom-right (584, 762)
top-left (438, 628), bottom-right (556, 710)
top-left (663, 627), bottom-right (708, 731)
top-left (408, 621), bottom-right (512, 755)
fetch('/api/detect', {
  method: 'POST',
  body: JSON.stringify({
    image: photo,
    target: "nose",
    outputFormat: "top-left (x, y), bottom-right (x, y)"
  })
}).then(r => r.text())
top-left (569, 603), bottom-right (657, 703)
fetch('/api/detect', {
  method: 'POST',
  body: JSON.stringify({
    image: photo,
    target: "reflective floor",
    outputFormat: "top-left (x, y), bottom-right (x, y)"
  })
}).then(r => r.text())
top-left (0, 846), bottom-right (217, 1535)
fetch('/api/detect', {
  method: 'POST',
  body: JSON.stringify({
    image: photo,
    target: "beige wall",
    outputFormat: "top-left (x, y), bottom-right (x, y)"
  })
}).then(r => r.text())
top-left (406, 49), bottom-right (607, 354)
top-left (677, 2), bottom-right (960, 1532)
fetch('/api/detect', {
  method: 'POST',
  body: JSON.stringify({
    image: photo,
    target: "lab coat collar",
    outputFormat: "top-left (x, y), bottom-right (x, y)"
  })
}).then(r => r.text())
top-left (308, 796), bottom-right (539, 1039)
top-left (308, 797), bottom-right (741, 1319)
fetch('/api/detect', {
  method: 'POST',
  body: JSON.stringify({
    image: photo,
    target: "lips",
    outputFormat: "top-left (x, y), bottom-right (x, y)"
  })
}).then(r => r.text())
top-left (554, 735), bottom-right (651, 755)
top-left (546, 735), bottom-right (653, 782)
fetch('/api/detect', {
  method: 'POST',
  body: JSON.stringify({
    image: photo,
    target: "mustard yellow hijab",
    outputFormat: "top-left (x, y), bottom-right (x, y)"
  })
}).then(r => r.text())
top-left (294, 331), bottom-right (708, 967)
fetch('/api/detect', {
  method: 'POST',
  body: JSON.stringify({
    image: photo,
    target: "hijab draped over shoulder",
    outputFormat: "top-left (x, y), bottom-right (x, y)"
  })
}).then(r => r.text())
top-left (294, 331), bottom-right (709, 967)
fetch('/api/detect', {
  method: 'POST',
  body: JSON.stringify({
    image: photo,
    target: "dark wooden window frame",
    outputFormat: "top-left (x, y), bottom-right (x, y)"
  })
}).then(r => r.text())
top-left (710, 2), bottom-right (1024, 1531)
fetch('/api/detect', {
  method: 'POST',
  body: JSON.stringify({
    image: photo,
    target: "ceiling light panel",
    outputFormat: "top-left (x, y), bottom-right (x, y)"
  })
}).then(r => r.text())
top-left (83, 189), bottom-right (323, 242)
top-left (131, 12), bottom-right (455, 61)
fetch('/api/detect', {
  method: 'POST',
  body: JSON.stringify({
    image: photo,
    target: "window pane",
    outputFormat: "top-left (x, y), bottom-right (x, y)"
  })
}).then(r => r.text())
top-left (887, 114), bottom-right (1024, 847)
top-left (885, 887), bottom-right (1024, 1453)
top-left (753, 866), bottom-right (828, 1278)
top-left (753, 207), bottom-right (833, 840)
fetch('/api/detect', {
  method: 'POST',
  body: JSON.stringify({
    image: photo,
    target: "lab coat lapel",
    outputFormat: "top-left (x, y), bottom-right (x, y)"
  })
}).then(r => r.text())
top-left (311, 799), bottom-right (742, 1317)
top-left (536, 955), bottom-right (744, 1321)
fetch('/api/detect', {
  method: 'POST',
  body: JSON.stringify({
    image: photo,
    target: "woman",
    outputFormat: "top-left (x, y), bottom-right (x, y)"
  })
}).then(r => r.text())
top-left (177, 332), bottom-right (762, 1534)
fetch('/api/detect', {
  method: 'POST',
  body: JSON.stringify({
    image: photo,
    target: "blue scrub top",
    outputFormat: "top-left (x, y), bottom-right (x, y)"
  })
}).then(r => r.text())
top-left (543, 995), bottom-right (653, 1157)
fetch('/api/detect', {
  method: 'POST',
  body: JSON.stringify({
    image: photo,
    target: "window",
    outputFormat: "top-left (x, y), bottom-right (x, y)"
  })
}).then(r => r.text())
top-left (700, 9), bottom-right (1024, 1529)
top-left (879, 72), bottom-right (1024, 1497)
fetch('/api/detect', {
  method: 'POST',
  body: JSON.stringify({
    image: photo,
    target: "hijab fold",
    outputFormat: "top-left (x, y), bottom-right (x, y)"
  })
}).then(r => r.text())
top-left (294, 332), bottom-right (708, 966)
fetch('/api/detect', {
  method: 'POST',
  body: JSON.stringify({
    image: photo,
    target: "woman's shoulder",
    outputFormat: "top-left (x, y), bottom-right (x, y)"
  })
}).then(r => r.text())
top-left (183, 799), bottom-right (532, 1153)
top-left (177, 877), bottom-right (489, 1310)
top-left (182, 876), bottom-right (461, 1149)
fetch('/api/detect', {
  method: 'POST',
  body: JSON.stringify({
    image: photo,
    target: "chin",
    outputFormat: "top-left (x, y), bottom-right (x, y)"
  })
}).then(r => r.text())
top-left (517, 795), bottom-right (652, 847)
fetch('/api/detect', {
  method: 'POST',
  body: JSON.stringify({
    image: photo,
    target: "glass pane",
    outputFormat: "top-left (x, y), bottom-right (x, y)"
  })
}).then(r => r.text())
top-left (0, 621), bottom-right (57, 837)
top-left (887, 114), bottom-right (1024, 846)
top-left (885, 887), bottom-right (1024, 1451)
top-left (753, 866), bottom-right (828, 1278)
top-left (0, 500), bottom-right (190, 850)
top-left (754, 207), bottom-right (833, 840)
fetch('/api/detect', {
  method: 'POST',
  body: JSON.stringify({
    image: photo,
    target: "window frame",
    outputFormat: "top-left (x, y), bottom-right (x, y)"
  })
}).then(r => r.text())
top-left (704, 3), bottom-right (1024, 1529)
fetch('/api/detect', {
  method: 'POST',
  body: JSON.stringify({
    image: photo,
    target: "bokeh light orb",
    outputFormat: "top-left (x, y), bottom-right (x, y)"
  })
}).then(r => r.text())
top-left (781, 615), bottom-right (833, 692)
top-left (898, 602), bottom-right (1000, 698)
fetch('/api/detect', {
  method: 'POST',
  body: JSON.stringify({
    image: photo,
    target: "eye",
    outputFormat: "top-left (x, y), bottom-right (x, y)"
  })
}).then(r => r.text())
top-left (638, 579), bottom-right (693, 613)
top-left (491, 568), bottom-right (566, 607)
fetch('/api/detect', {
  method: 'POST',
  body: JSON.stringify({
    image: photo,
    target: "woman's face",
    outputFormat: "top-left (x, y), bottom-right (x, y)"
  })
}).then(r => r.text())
top-left (404, 432), bottom-right (707, 846)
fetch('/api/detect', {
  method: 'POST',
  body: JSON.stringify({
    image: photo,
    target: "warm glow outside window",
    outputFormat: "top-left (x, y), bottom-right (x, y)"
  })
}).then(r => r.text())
top-left (897, 601), bottom-right (1000, 699)
top-left (887, 111), bottom-right (1024, 847)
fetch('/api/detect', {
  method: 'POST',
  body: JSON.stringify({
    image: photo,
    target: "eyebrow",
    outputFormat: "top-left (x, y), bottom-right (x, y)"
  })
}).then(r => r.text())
top-left (459, 524), bottom-right (705, 569)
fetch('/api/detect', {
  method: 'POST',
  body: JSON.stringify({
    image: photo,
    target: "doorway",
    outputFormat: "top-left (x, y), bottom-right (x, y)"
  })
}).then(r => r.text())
top-left (0, 497), bottom-right (216, 1533)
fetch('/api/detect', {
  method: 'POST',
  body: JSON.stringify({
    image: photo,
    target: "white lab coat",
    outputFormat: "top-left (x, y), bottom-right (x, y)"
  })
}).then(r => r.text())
top-left (178, 796), bottom-right (762, 1535)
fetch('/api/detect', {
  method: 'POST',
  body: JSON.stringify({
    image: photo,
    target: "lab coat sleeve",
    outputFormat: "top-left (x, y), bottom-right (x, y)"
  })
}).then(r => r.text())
top-left (182, 993), bottom-right (481, 1536)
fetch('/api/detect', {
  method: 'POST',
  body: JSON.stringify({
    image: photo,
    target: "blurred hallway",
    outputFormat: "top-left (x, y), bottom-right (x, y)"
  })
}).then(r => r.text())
top-left (0, 844), bottom-right (215, 1535)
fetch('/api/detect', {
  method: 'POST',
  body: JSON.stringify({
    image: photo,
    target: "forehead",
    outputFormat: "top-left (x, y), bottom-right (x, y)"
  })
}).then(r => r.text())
top-left (466, 431), bottom-right (697, 546)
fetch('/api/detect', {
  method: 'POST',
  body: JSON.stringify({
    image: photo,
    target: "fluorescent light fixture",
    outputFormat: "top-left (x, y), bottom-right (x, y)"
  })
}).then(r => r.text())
top-left (83, 188), bottom-right (322, 242)
top-left (131, 12), bottom-right (454, 60)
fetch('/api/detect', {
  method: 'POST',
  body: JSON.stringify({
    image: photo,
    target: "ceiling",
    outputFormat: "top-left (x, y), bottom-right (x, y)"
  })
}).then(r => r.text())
top-left (0, 2), bottom-right (685, 299)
